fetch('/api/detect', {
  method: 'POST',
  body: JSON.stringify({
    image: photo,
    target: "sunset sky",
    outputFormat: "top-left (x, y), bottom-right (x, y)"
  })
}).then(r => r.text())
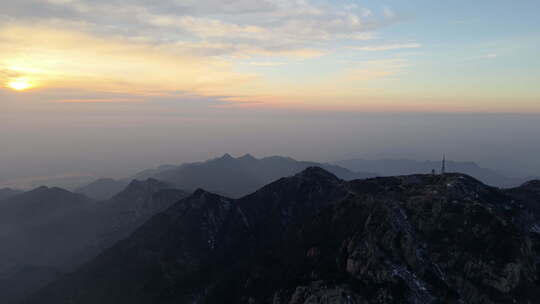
top-left (1, 1), bottom-right (540, 186)
top-left (2, 0), bottom-right (539, 111)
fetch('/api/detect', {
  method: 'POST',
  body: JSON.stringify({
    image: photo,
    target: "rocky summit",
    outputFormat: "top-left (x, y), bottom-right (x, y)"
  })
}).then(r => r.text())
top-left (28, 168), bottom-right (540, 304)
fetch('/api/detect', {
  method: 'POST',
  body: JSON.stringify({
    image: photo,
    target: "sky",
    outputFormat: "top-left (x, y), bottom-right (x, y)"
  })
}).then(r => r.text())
top-left (1, 0), bottom-right (539, 187)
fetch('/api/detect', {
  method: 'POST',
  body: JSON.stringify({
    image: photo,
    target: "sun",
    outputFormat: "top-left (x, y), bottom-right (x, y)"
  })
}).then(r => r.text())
top-left (7, 79), bottom-right (32, 91)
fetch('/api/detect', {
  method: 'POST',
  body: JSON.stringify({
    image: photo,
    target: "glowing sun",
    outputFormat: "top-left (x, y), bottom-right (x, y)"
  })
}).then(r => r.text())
top-left (7, 80), bottom-right (32, 91)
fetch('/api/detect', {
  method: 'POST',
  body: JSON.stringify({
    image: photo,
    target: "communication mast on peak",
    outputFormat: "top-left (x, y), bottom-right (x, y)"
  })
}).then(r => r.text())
top-left (441, 154), bottom-right (446, 175)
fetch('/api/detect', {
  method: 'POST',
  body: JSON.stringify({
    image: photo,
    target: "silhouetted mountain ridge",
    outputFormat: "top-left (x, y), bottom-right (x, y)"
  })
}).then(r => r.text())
top-left (92, 178), bottom-right (189, 250)
top-left (0, 186), bottom-right (93, 238)
top-left (28, 167), bottom-right (540, 304)
top-left (0, 179), bottom-right (189, 304)
top-left (131, 154), bottom-right (376, 197)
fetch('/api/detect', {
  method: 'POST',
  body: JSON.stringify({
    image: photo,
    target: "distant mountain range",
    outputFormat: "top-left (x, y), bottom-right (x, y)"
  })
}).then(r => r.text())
top-left (0, 186), bottom-right (94, 266)
top-left (28, 167), bottom-right (540, 304)
top-left (6, 155), bottom-right (536, 197)
top-left (75, 154), bottom-right (376, 199)
top-left (0, 180), bottom-right (188, 304)
top-left (3, 154), bottom-right (540, 303)
top-left (0, 186), bottom-right (96, 303)
top-left (0, 175), bottom-right (96, 192)
top-left (335, 158), bottom-right (535, 188)
top-left (74, 178), bottom-right (129, 200)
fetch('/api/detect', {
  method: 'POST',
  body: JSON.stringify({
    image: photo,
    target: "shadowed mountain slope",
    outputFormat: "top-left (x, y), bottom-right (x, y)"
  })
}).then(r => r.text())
top-left (89, 179), bottom-right (190, 253)
top-left (0, 187), bottom-right (95, 267)
top-left (28, 168), bottom-right (540, 304)
top-left (0, 180), bottom-right (188, 304)
top-left (0, 265), bottom-right (61, 304)
top-left (0, 188), bottom-right (22, 201)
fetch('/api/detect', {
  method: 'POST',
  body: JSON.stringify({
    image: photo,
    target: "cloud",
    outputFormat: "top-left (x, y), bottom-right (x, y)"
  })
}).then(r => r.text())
top-left (0, 25), bottom-right (253, 95)
top-left (247, 62), bottom-right (287, 67)
top-left (383, 6), bottom-right (395, 18)
top-left (353, 43), bottom-right (422, 51)
top-left (217, 58), bottom-right (413, 110)
top-left (0, 0), bottom-right (390, 57)
top-left (52, 98), bottom-right (143, 103)
top-left (0, 1), bottom-right (409, 110)
top-left (0, 69), bottom-right (22, 85)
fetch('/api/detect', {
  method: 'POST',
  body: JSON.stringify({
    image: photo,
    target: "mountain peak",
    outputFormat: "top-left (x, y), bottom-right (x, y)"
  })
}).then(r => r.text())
top-left (220, 153), bottom-right (234, 160)
top-left (124, 178), bottom-right (161, 190)
top-left (132, 155), bottom-right (374, 198)
top-left (296, 166), bottom-right (340, 181)
top-left (238, 153), bottom-right (256, 161)
top-left (28, 186), bottom-right (74, 196)
top-left (193, 188), bottom-right (211, 197)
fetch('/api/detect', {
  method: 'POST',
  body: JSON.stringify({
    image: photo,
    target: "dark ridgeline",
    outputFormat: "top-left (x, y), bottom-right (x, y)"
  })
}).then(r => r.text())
top-left (27, 167), bottom-right (540, 304)
top-left (3, 153), bottom-right (371, 303)
top-left (0, 187), bottom-right (95, 304)
top-left (90, 179), bottom-right (189, 254)
top-left (73, 154), bottom-right (376, 201)
top-left (335, 158), bottom-right (534, 188)
top-left (0, 180), bottom-right (189, 304)
top-left (130, 153), bottom-right (377, 198)
top-left (0, 186), bottom-right (95, 267)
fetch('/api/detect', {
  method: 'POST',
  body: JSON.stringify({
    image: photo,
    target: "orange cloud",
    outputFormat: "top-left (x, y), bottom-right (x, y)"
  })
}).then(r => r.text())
top-left (0, 25), bottom-right (253, 95)
top-left (52, 98), bottom-right (144, 103)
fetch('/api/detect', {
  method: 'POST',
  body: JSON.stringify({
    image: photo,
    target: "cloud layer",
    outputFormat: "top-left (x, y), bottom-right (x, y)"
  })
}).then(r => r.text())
top-left (0, 0), bottom-right (412, 104)
top-left (1, 0), bottom-right (393, 57)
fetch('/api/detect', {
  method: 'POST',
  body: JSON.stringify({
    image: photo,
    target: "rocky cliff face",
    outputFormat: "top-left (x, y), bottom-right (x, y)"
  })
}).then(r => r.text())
top-left (28, 169), bottom-right (540, 304)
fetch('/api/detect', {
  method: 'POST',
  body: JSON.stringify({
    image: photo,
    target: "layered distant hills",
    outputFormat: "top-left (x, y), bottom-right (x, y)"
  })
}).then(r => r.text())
top-left (5, 155), bottom-right (535, 198)
top-left (76, 154), bottom-right (376, 200)
top-left (131, 154), bottom-right (376, 198)
top-left (0, 180), bottom-right (188, 304)
top-left (2, 155), bottom-right (540, 303)
top-left (0, 180), bottom-right (188, 268)
top-left (0, 186), bottom-right (95, 266)
top-left (27, 167), bottom-right (540, 304)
